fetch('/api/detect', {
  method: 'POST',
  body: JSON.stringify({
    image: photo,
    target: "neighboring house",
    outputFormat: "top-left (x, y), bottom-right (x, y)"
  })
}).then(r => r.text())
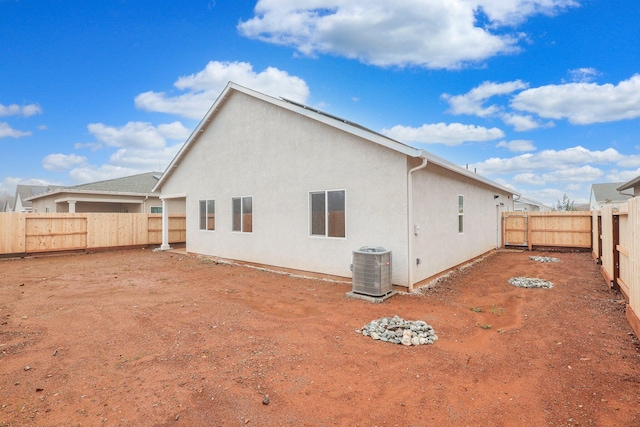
top-left (617, 175), bottom-right (640, 198)
top-left (589, 182), bottom-right (634, 211)
top-left (514, 196), bottom-right (552, 212)
top-left (26, 172), bottom-right (165, 213)
top-left (153, 82), bottom-right (517, 290)
top-left (0, 196), bottom-right (14, 212)
top-left (12, 185), bottom-right (52, 212)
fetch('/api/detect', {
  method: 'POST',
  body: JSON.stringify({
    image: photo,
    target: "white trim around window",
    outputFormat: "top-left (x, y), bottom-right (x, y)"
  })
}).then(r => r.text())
top-left (232, 196), bottom-right (252, 233)
top-left (309, 189), bottom-right (346, 238)
top-left (199, 199), bottom-right (215, 231)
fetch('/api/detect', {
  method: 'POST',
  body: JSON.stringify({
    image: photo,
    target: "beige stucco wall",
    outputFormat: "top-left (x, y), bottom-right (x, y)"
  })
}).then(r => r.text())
top-left (30, 193), bottom-right (161, 213)
top-left (411, 162), bottom-right (513, 284)
top-left (160, 90), bottom-right (411, 284)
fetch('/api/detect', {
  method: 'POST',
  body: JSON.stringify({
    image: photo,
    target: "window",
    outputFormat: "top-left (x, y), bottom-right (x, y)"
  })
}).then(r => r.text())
top-left (199, 199), bottom-right (215, 231)
top-left (458, 195), bottom-right (464, 233)
top-left (150, 206), bottom-right (162, 214)
top-left (310, 190), bottom-right (345, 238)
top-left (232, 196), bottom-right (252, 232)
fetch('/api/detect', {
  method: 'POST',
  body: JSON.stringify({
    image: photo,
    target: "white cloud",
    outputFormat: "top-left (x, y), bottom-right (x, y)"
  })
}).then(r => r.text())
top-left (500, 113), bottom-right (549, 131)
top-left (511, 74), bottom-right (640, 124)
top-left (616, 154), bottom-right (640, 168)
top-left (87, 121), bottom-right (190, 149)
top-left (473, 146), bottom-right (623, 175)
top-left (238, 1), bottom-right (522, 69)
top-left (0, 103), bottom-right (42, 117)
top-left (496, 139), bottom-right (536, 152)
top-left (512, 172), bottom-right (544, 185)
top-left (42, 154), bottom-right (88, 172)
top-left (606, 168), bottom-right (640, 183)
top-left (567, 67), bottom-right (599, 83)
top-left (135, 61), bottom-right (310, 120)
top-left (443, 80), bottom-right (528, 116)
top-left (475, 0), bottom-right (579, 25)
top-left (108, 143), bottom-right (182, 169)
top-left (0, 122), bottom-right (31, 139)
top-left (540, 165), bottom-right (604, 183)
top-left (382, 122), bottom-right (504, 146)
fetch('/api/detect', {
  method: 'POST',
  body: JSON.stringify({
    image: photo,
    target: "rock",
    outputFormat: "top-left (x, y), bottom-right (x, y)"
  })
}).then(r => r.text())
top-left (262, 395), bottom-right (270, 405)
top-left (509, 277), bottom-right (553, 289)
top-left (358, 315), bottom-right (438, 346)
top-left (401, 330), bottom-right (412, 346)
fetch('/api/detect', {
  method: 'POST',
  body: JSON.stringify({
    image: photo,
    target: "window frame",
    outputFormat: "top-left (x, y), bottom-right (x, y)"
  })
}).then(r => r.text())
top-left (198, 199), bottom-right (215, 231)
top-left (309, 189), bottom-right (346, 238)
top-left (150, 206), bottom-right (162, 214)
top-left (458, 194), bottom-right (464, 234)
top-left (231, 196), bottom-right (252, 233)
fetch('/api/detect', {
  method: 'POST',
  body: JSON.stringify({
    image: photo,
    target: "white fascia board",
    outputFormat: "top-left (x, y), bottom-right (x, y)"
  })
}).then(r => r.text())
top-left (54, 197), bottom-right (144, 204)
top-left (160, 193), bottom-right (187, 200)
top-left (617, 175), bottom-right (640, 192)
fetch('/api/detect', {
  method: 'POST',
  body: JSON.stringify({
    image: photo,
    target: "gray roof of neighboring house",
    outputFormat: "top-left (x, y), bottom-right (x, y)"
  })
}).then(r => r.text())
top-left (617, 175), bottom-right (640, 193)
top-left (154, 82), bottom-right (518, 197)
top-left (591, 182), bottom-right (633, 204)
top-left (25, 172), bottom-right (162, 201)
top-left (515, 196), bottom-right (551, 209)
top-left (67, 172), bottom-right (161, 194)
top-left (0, 196), bottom-right (14, 212)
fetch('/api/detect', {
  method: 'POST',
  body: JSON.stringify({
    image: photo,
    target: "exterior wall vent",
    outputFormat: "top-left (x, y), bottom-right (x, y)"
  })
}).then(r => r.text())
top-left (351, 246), bottom-right (392, 297)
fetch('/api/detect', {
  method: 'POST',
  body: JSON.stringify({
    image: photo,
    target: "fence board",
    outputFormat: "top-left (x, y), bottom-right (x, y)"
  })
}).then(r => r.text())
top-left (503, 211), bottom-right (592, 250)
top-left (618, 211), bottom-right (630, 297)
top-left (592, 211), bottom-right (600, 261)
top-left (503, 213), bottom-right (527, 246)
top-left (0, 213), bottom-right (185, 256)
top-left (0, 213), bottom-right (26, 253)
top-left (628, 198), bottom-right (640, 337)
top-left (600, 206), bottom-right (615, 286)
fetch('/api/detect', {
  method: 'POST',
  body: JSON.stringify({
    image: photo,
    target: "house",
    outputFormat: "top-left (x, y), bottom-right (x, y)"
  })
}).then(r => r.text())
top-left (12, 185), bottom-right (52, 212)
top-left (26, 172), bottom-right (165, 213)
top-left (589, 182), bottom-right (634, 211)
top-left (153, 83), bottom-right (517, 290)
top-left (617, 175), bottom-right (640, 198)
top-left (0, 196), bottom-right (14, 212)
top-left (514, 196), bottom-right (552, 212)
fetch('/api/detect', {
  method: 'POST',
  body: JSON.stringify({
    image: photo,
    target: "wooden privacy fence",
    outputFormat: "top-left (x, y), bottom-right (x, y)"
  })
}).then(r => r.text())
top-left (502, 211), bottom-right (592, 250)
top-left (0, 213), bottom-right (186, 256)
top-left (593, 199), bottom-right (640, 338)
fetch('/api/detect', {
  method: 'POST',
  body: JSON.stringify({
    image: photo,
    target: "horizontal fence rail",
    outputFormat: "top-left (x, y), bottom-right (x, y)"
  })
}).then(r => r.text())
top-left (0, 213), bottom-right (186, 256)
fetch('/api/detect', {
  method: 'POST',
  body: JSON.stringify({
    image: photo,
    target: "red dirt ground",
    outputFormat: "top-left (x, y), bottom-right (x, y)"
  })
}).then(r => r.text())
top-left (1, 248), bottom-right (639, 426)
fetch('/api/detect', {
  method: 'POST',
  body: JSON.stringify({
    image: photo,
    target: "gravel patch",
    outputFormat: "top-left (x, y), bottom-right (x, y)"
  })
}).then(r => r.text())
top-left (529, 256), bottom-right (560, 263)
top-left (509, 277), bottom-right (554, 289)
top-left (356, 315), bottom-right (438, 346)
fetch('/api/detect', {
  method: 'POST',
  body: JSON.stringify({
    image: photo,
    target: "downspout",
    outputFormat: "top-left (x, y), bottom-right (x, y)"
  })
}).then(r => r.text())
top-left (407, 154), bottom-right (428, 291)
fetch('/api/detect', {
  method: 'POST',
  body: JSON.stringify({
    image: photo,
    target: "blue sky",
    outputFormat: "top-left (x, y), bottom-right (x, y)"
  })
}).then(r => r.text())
top-left (1, 0), bottom-right (639, 207)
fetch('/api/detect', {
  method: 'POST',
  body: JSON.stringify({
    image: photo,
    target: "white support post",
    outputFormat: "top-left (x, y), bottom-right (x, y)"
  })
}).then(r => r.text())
top-left (68, 200), bottom-right (76, 213)
top-left (160, 198), bottom-right (172, 250)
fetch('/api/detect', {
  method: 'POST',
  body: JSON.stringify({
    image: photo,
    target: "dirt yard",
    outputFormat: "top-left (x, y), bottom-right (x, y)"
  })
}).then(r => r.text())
top-left (1, 248), bottom-right (639, 426)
